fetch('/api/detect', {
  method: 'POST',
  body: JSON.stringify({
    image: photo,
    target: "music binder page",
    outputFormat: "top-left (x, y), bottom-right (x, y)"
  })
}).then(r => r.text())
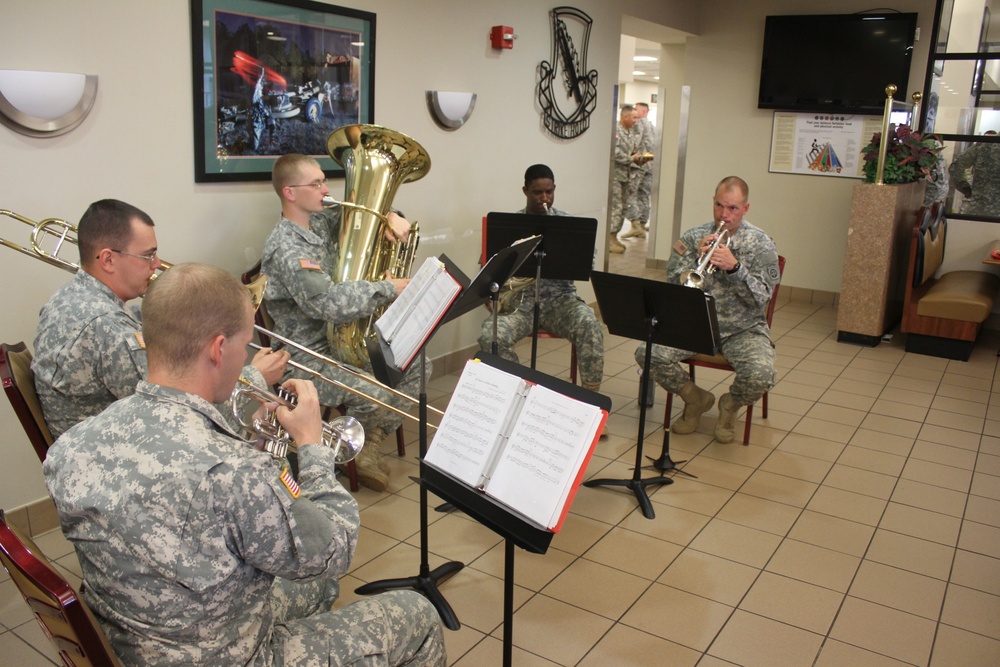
top-left (423, 359), bottom-right (606, 531)
top-left (375, 256), bottom-right (461, 368)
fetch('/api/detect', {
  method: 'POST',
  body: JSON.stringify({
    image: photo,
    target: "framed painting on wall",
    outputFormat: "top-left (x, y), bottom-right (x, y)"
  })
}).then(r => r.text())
top-left (190, 0), bottom-right (375, 182)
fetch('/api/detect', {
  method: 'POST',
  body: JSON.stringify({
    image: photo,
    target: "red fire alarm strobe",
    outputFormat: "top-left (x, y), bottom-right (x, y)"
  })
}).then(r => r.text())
top-left (490, 25), bottom-right (515, 49)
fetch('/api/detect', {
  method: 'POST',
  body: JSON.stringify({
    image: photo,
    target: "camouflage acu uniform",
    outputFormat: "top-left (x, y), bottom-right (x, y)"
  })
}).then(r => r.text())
top-left (32, 270), bottom-right (265, 439)
top-left (261, 208), bottom-right (427, 436)
top-left (950, 142), bottom-right (1000, 216)
top-left (478, 207), bottom-right (604, 386)
top-left (627, 116), bottom-right (655, 223)
top-left (42, 381), bottom-right (445, 666)
top-left (611, 124), bottom-right (641, 234)
top-left (636, 220), bottom-right (780, 406)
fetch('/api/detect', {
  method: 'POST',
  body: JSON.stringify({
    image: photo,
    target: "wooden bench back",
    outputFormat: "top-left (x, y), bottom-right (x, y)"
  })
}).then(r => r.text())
top-left (911, 203), bottom-right (946, 289)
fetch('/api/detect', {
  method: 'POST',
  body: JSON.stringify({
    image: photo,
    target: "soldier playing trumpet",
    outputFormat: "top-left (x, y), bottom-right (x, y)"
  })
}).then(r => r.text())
top-left (635, 176), bottom-right (780, 443)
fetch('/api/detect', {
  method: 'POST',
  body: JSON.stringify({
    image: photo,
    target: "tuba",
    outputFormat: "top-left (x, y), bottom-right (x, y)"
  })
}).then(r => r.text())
top-left (487, 202), bottom-right (550, 315)
top-left (324, 124), bottom-right (431, 367)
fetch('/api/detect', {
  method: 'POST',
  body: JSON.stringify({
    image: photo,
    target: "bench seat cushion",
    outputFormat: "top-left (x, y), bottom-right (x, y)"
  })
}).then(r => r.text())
top-left (917, 270), bottom-right (1000, 322)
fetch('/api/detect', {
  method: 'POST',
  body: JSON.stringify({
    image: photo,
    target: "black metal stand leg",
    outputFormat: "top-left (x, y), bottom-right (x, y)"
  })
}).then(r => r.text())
top-left (582, 322), bottom-right (672, 519)
top-left (502, 540), bottom-right (515, 667)
top-left (354, 351), bottom-right (464, 630)
top-left (647, 427), bottom-right (697, 478)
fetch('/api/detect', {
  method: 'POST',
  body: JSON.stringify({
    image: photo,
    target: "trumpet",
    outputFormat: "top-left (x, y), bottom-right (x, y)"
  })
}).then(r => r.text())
top-left (680, 223), bottom-right (731, 290)
top-left (251, 324), bottom-right (443, 429)
top-left (1, 209), bottom-right (172, 275)
top-left (231, 377), bottom-right (365, 463)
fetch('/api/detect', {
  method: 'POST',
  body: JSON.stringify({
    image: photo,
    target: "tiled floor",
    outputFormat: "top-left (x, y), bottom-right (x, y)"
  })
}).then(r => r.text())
top-left (4, 234), bottom-right (1000, 665)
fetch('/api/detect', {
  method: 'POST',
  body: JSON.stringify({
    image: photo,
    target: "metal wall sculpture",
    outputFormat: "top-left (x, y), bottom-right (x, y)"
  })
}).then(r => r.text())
top-left (537, 6), bottom-right (598, 139)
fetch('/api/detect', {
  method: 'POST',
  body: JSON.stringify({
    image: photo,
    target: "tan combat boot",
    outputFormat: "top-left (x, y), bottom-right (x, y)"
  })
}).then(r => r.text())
top-left (609, 233), bottom-right (626, 253)
top-left (355, 439), bottom-right (389, 492)
top-left (671, 382), bottom-right (715, 435)
top-left (715, 392), bottom-right (738, 444)
top-left (620, 220), bottom-right (647, 239)
top-left (364, 428), bottom-right (391, 473)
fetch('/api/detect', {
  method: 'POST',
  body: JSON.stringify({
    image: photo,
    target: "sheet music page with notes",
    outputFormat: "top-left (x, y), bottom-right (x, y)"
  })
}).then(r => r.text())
top-left (423, 360), bottom-right (526, 487)
top-left (483, 383), bottom-right (603, 529)
top-left (423, 358), bottom-right (606, 531)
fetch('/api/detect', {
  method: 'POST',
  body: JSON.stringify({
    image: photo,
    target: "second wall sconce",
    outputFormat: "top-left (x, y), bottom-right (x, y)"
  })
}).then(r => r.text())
top-left (426, 91), bottom-right (477, 130)
top-left (0, 69), bottom-right (99, 138)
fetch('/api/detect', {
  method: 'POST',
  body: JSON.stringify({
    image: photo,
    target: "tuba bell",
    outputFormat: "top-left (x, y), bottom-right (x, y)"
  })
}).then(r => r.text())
top-left (324, 124), bottom-right (431, 367)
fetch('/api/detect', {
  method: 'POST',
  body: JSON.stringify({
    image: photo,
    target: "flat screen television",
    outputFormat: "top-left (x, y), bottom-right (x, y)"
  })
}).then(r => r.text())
top-left (758, 13), bottom-right (918, 115)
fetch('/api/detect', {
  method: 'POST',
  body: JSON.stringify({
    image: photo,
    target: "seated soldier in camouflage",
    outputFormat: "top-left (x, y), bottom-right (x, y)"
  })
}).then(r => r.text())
top-left (635, 176), bottom-right (780, 443)
top-left (43, 263), bottom-right (445, 667)
top-left (478, 164), bottom-right (605, 396)
top-left (262, 154), bottom-right (425, 492)
top-left (32, 199), bottom-right (287, 439)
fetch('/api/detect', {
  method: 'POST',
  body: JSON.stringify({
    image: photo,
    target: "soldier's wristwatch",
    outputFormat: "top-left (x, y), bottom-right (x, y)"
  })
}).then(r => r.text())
top-left (727, 261), bottom-right (741, 274)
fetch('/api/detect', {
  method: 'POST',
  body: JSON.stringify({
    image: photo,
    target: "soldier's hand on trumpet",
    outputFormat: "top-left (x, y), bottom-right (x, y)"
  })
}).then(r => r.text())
top-left (250, 347), bottom-right (291, 386)
top-left (273, 378), bottom-right (324, 447)
top-left (697, 233), bottom-right (739, 272)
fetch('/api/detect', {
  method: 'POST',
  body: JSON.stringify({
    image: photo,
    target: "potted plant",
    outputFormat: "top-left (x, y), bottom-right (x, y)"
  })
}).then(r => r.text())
top-left (860, 125), bottom-right (943, 184)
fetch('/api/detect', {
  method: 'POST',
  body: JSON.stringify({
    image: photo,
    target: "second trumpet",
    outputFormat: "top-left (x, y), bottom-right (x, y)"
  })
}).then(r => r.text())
top-left (232, 377), bottom-right (365, 464)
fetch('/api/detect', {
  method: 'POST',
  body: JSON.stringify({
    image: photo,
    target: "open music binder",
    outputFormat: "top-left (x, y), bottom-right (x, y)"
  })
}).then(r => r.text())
top-left (423, 357), bottom-right (608, 533)
top-left (374, 256), bottom-right (463, 371)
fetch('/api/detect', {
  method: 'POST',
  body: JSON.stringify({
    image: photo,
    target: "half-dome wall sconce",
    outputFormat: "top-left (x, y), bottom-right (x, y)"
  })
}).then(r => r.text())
top-left (426, 91), bottom-right (476, 130)
top-left (0, 70), bottom-right (99, 138)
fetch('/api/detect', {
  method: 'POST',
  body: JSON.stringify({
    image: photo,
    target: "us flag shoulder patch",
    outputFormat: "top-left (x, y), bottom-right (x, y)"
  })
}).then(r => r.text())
top-left (279, 468), bottom-right (300, 498)
top-left (672, 239), bottom-right (688, 256)
top-left (299, 258), bottom-right (322, 271)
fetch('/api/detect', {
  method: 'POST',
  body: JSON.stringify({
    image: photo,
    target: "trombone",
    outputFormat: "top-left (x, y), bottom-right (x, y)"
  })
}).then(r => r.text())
top-left (251, 324), bottom-right (443, 429)
top-left (1, 209), bottom-right (172, 275)
top-left (231, 376), bottom-right (365, 463)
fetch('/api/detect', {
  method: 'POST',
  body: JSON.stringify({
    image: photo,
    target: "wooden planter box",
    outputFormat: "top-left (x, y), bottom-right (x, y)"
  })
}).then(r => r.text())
top-left (837, 180), bottom-right (926, 346)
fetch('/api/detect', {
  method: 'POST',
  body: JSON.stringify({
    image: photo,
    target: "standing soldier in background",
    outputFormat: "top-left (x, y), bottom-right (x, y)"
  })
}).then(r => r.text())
top-left (609, 105), bottom-right (642, 254)
top-left (621, 102), bottom-right (655, 241)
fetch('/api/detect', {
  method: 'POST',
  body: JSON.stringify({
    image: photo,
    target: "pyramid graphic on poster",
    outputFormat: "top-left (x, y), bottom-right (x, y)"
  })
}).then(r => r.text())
top-left (808, 142), bottom-right (842, 173)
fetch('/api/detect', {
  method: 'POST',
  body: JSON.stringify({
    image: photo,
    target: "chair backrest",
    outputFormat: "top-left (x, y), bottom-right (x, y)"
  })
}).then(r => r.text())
top-left (0, 512), bottom-right (121, 667)
top-left (241, 261), bottom-right (275, 348)
top-left (765, 255), bottom-right (787, 327)
top-left (0, 342), bottom-right (53, 462)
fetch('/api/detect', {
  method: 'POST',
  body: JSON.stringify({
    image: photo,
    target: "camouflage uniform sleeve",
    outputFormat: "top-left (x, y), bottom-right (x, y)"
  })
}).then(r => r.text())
top-left (614, 131), bottom-right (634, 167)
top-left (218, 443), bottom-right (358, 581)
top-left (92, 317), bottom-right (147, 399)
top-left (665, 226), bottom-right (704, 284)
top-left (950, 145), bottom-right (976, 197)
top-left (269, 227), bottom-right (397, 325)
top-left (725, 231), bottom-right (779, 313)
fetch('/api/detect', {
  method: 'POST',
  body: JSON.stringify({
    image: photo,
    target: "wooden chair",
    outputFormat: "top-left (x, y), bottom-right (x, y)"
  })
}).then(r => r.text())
top-left (1, 341), bottom-right (53, 463)
top-left (240, 263), bottom-right (406, 492)
top-left (481, 216), bottom-right (578, 384)
top-left (663, 255), bottom-right (786, 446)
top-left (0, 511), bottom-right (122, 667)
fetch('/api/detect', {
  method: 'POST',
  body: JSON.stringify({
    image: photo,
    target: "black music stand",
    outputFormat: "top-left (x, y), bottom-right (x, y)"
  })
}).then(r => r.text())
top-left (485, 212), bottom-right (597, 368)
top-left (421, 352), bottom-right (611, 667)
top-left (360, 244), bottom-right (540, 630)
top-left (584, 271), bottom-right (721, 519)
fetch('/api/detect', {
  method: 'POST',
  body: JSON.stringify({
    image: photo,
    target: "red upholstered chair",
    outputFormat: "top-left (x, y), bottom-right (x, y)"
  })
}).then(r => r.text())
top-left (481, 216), bottom-right (578, 384)
top-left (1, 341), bottom-right (53, 463)
top-left (0, 511), bottom-right (122, 667)
top-left (663, 256), bottom-right (786, 446)
top-left (240, 263), bottom-right (406, 493)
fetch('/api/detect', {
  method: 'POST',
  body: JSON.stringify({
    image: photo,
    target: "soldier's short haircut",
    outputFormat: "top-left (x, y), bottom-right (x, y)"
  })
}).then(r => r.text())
top-left (272, 153), bottom-right (321, 196)
top-left (716, 176), bottom-right (750, 202)
top-left (621, 104), bottom-right (635, 114)
top-left (77, 199), bottom-right (154, 268)
top-left (142, 263), bottom-right (250, 371)
top-left (524, 164), bottom-right (555, 186)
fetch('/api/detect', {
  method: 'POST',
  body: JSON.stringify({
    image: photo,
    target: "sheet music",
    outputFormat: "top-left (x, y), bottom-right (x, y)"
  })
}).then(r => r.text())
top-left (484, 384), bottom-right (603, 528)
top-left (375, 256), bottom-right (461, 367)
top-left (423, 360), bottom-right (526, 487)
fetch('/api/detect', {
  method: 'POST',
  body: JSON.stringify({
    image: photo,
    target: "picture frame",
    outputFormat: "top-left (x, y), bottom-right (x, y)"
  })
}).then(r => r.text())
top-left (190, 0), bottom-right (375, 182)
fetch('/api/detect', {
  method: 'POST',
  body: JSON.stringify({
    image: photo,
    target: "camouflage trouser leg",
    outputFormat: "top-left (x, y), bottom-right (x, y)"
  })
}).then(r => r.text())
top-left (610, 179), bottom-right (630, 234)
top-left (635, 330), bottom-right (775, 406)
top-left (270, 575), bottom-right (340, 623)
top-left (539, 296), bottom-right (604, 386)
top-left (479, 307), bottom-right (533, 363)
top-left (272, 590), bottom-right (446, 666)
top-left (630, 171), bottom-right (652, 223)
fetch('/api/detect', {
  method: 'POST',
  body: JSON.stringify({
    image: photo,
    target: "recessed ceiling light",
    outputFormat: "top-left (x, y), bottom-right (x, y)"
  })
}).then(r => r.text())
top-left (634, 55), bottom-right (658, 62)
top-left (633, 71), bottom-right (646, 76)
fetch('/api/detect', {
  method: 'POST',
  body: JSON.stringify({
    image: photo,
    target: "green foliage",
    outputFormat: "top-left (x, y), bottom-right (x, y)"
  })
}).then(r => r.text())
top-left (861, 125), bottom-right (943, 184)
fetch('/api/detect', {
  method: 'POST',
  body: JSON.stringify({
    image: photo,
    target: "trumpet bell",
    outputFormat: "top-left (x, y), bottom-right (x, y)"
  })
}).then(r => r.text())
top-left (326, 415), bottom-right (364, 464)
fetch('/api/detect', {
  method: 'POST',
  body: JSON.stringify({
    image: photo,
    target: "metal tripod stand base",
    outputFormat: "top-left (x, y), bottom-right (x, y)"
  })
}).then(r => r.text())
top-left (354, 560), bottom-right (465, 631)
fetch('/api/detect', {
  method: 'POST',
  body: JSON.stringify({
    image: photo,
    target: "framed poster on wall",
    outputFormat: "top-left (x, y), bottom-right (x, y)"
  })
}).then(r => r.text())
top-left (768, 112), bottom-right (883, 179)
top-left (190, 0), bottom-right (375, 182)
